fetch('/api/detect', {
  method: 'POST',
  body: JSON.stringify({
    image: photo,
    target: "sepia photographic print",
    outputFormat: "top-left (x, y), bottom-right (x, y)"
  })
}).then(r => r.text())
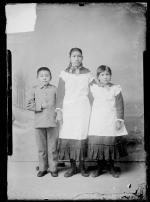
top-left (6, 2), bottom-right (147, 200)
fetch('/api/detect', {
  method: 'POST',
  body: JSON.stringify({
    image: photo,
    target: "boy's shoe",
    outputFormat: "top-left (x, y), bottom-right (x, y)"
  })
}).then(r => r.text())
top-left (91, 169), bottom-right (103, 177)
top-left (64, 167), bottom-right (77, 177)
top-left (110, 166), bottom-right (121, 178)
top-left (37, 171), bottom-right (47, 177)
top-left (51, 171), bottom-right (58, 177)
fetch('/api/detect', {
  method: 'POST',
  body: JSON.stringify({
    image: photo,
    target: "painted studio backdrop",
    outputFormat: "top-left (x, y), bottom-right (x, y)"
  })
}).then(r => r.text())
top-left (7, 3), bottom-right (145, 162)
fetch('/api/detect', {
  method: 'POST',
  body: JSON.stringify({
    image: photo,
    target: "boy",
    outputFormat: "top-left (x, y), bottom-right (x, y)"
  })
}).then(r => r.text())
top-left (26, 67), bottom-right (58, 177)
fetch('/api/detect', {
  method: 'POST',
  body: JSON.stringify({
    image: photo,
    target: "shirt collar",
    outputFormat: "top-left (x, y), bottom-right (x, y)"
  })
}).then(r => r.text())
top-left (39, 83), bottom-right (51, 89)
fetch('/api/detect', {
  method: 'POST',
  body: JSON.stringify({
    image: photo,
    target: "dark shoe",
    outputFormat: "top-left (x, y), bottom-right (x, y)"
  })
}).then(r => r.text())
top-left (36, 166), bottom-right (39, 171)
top-left (79, 160), bottom-right (89, 177)
top-left (91, 169), bottom-right (103, 177)
top-left (81, 169), bottom-right (89, 177)
top-left (51, 171), bottom-right (58, 177)
top-left (64, 167), bottom-right (77, 177)
top-left (37, 171), bottom-right (47, 177)
top-left (111, 166), bottom-right (121, 178)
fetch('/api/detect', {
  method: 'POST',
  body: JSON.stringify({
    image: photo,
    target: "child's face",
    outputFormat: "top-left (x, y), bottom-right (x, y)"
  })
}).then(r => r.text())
top-left (38, 70), bottom-right (51, 86)
top-left (70, 51), bottom-right (83, 67)
top-left (98, 71), bottom-right (111, 85)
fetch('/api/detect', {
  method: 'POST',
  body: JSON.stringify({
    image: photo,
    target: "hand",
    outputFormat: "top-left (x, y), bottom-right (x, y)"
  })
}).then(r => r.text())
top-left (115, 120), bottom-right (123, 130)
top-left (56, 110), bottom-right (63, 125)
top-left (41, 102), bottom-right (48, 109)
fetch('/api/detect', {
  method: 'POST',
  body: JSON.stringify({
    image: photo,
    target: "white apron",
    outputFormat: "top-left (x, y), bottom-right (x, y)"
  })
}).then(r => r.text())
top-left (88, 84), bottom-right (128, 137)
top-left (59, 71), bottom-right (93, 140)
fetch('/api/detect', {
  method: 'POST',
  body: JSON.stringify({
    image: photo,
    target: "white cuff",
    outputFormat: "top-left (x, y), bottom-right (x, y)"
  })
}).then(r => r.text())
top-left (55, 108), bottom-right (62, 112)
top-left (116, 119), bottom-right (124, 122)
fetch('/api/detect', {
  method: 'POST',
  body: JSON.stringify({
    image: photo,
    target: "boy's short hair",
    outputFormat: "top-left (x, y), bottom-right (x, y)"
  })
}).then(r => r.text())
top-left (37, 67), bottom-right (52, 79)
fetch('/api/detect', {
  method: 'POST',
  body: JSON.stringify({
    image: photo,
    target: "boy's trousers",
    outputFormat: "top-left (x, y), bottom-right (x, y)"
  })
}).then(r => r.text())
top-left (35, 127), bottom-right (58, 172)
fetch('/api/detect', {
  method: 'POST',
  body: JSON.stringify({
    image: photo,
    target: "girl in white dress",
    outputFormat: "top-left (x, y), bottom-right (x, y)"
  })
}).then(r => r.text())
top-left (56, 48), bottom-right (93, 177)
top-left (88, 65), bottom-right (128, 178)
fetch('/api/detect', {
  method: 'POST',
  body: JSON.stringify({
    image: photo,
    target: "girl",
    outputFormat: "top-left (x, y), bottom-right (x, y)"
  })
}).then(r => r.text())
top-left (56, 48), bottom-right (94, 177)
top-left (88, 65), bottom-right (128, 178)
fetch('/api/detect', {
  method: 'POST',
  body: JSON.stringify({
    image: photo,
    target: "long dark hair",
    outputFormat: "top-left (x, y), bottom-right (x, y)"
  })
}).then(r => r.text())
top-left (66, 48), bottom-right (83, 72)
top-left (69, 47), bottom-right (83, 57)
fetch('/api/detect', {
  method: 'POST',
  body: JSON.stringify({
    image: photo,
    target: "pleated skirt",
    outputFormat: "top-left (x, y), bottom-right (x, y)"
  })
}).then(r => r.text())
top-left (57, 138), bottom-right (88, 161)
top-left (87, 136), bottom-right (128, 161)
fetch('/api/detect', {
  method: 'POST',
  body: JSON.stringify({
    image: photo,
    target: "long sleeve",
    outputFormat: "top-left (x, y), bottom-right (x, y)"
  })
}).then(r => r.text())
top-left (88, 90), bottom-right (94, 105)
top-left (115, 92), bottom-right (124, 120)
top-left (56, 77), bottom-right (65, 110)
top-left (88, 80), bottom-right (96, 105)
top-left (26, 88), bottom-right (42, 112)
top-left (88, 79), bottom-right (99, 105)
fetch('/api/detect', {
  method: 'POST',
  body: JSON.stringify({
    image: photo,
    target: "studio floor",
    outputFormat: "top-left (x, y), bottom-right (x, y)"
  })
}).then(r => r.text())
top-left (7, 160), bottom-right (146, 200)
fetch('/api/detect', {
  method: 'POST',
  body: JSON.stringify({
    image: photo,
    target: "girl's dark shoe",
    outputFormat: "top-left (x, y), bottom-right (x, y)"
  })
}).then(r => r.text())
top-left (91, 160), bottom-right (104, 177)
top-left (64, 167), bottom-right (77, 177)
top-left (110, 166), bottom-right (121, 178)
top-left (51, 171), bottom-right (58, 177)
top-left (79, 160), bottom-right (89, 177)
top-left (36, 166), bottom-right (39, 171)
top-left (91, 169), bottom-right (103, 177)
top-left (109, 160), bottom-right (121, 178)
top-left (81, 169), bottom-right (89, 177)
top-left (64, 159), bottom-right (77, 177)
top-left (37, 171), bottom-right (47, 177)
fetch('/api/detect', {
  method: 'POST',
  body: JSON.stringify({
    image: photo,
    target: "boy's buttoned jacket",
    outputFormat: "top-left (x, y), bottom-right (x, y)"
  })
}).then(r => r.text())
top-left (26, 83), bottom-right (57, 128)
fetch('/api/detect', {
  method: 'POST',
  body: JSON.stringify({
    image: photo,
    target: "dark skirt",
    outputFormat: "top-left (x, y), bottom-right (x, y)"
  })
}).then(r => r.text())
top-left (57, 138), bottom-right (88, 161)
top-left (88, 136), bottom-right (128, 161)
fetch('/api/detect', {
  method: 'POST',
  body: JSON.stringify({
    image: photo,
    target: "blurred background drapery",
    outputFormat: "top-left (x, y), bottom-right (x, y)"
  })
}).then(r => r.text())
top-left (6, 3), bottom-right (146, 161)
